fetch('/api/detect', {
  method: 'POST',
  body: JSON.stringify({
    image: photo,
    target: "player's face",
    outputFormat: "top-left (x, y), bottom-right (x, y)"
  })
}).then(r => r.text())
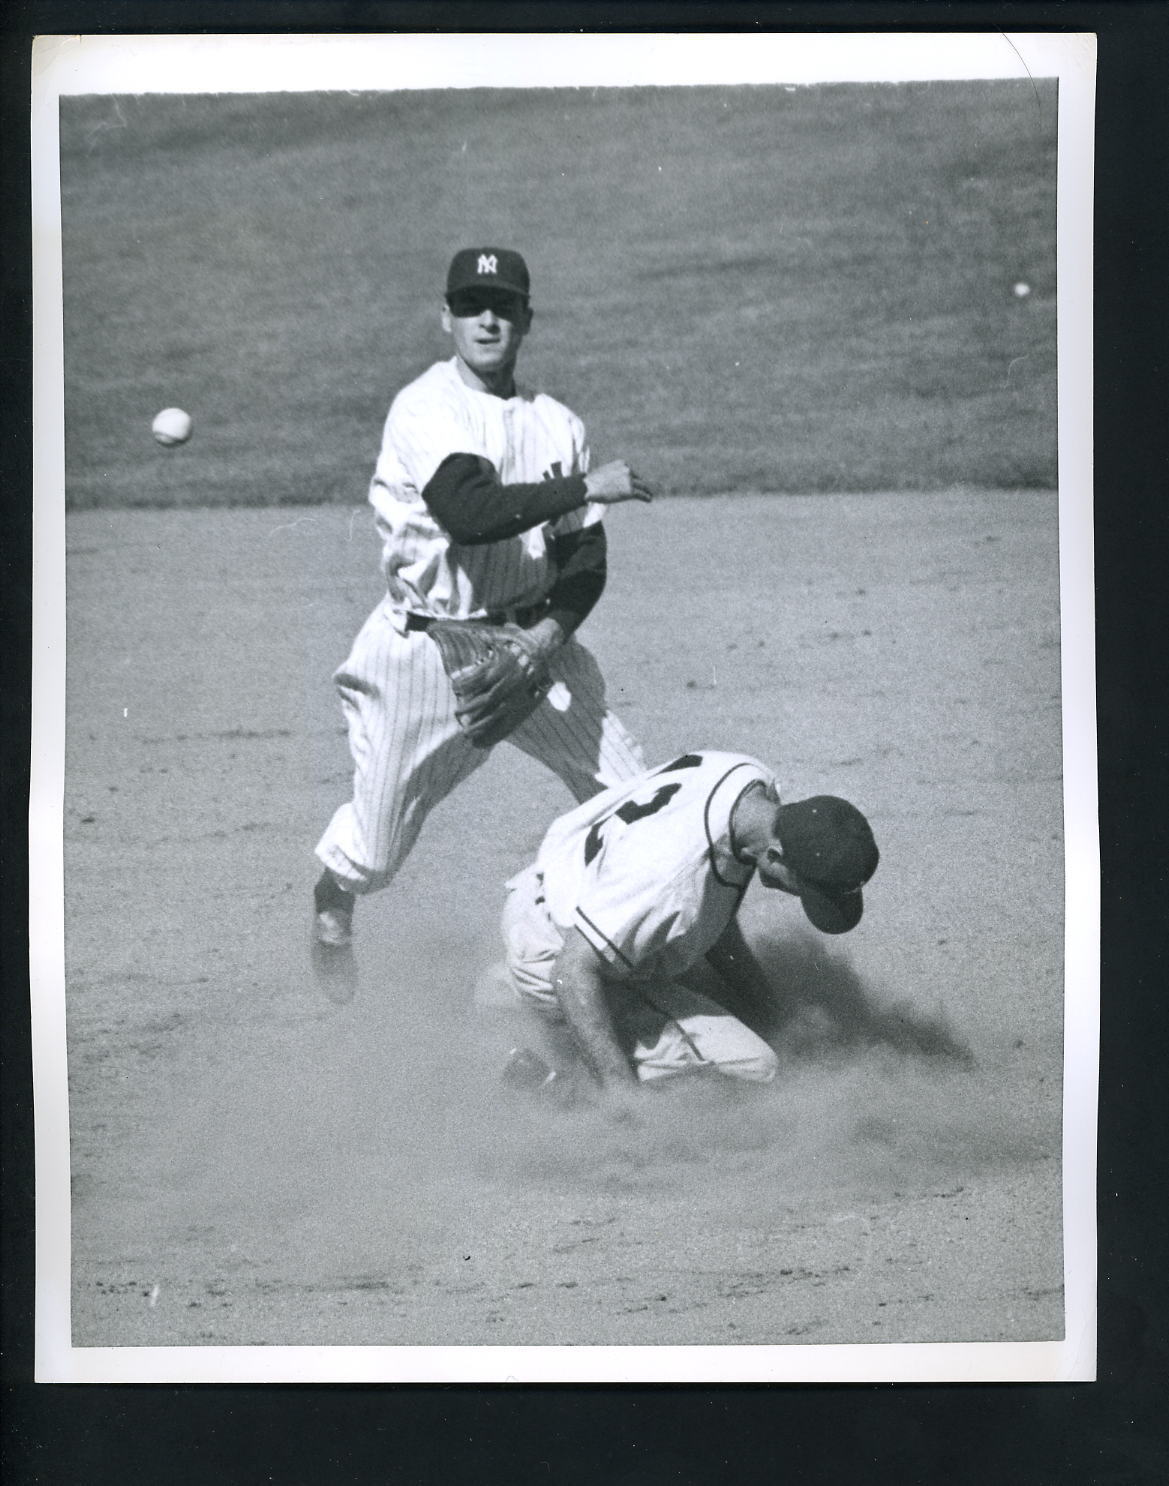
top-left (442, 289), bottom-right (532, 385)
top-left (755, 815), bottom-right (805, 894)
top-left (756, 849), bottom-right (805, 895)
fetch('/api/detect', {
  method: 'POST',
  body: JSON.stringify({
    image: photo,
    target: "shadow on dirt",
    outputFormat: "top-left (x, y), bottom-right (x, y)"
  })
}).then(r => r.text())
top-left (686, 929), bottom-right (974, 1068)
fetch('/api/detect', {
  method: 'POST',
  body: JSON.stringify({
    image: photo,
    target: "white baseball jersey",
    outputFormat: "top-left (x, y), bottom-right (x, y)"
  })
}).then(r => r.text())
top-left (369, 357), bottom-right (603, 618)
top-left (535, 751), bottom-right (774, 983)
top-left (315, 354), bottom-right (645, 901)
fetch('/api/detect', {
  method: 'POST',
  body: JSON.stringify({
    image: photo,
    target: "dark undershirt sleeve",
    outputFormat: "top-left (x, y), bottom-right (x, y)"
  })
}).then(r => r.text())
top-left (421, 452), bottom-right (588, 545)
top-left (546, 523), bottom-right (607, 635)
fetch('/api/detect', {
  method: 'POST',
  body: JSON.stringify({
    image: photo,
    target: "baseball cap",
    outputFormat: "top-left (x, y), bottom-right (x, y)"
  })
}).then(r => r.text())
top-left (446, 247), bottom-right (531, 300)
top-left (774, 796), bottom-right (879, 935)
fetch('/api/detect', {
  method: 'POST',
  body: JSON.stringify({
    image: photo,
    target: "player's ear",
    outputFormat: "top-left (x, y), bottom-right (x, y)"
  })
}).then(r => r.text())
top-left (440, 299), bottom-right (453, 334)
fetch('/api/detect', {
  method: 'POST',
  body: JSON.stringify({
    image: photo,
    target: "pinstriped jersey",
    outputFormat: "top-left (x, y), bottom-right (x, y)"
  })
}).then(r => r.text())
top-left (536, 751), bottom-right (773, 983)
top-left (369, 357), bottom-right (602, 618)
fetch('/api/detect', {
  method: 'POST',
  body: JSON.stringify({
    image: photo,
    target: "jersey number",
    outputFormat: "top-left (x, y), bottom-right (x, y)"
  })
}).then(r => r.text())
top-left (584, 785), bottom-right (680, 865)
top-left (582, 756), bottom-right (704, 865)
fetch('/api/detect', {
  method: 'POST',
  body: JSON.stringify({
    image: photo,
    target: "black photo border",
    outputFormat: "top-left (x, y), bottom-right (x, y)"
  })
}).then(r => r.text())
top-left (4, 2), bottom-right (1166, 1481)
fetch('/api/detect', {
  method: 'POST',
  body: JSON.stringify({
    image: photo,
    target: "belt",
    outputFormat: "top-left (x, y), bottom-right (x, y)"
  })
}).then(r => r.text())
top-left (404, 600), bottom-right (548, 633)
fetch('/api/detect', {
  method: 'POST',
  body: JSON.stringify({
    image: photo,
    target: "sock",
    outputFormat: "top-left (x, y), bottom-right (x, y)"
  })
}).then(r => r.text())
top-left (314, 870), bottom-right (356, 916)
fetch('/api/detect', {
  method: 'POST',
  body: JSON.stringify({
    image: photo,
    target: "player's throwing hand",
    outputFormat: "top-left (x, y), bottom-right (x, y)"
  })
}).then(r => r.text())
top-left (583, 460), bottom-right (655, 505)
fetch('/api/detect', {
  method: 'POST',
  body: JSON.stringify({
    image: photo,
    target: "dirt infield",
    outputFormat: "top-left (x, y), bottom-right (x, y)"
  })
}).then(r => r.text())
top-left (63, 490), bottom-right (1064, 1350)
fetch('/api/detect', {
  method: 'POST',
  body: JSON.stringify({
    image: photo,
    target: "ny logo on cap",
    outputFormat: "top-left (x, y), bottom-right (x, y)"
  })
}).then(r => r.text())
top-left (477, 253), bottom-right (498, 275)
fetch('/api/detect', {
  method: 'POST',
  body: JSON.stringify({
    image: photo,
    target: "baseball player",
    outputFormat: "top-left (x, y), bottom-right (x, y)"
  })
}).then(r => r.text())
top-left (496, 749), bottom-right (879, 1109)
top-left (313, 247), bottom-right (654, 991)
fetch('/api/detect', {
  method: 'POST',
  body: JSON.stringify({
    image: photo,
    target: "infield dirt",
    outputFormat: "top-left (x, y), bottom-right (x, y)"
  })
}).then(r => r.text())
top-left (63, 489), bottom-right (1065, 1350)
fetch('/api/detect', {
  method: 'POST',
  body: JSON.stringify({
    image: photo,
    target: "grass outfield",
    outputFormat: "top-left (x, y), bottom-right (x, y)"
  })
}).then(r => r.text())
top-left (59, 81), bottom-right (1057, 508)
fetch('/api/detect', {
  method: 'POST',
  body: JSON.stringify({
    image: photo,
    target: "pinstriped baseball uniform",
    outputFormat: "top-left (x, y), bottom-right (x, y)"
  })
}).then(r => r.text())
top-left (315, 357), bottom-right (645, 896)
top-left (501, 751), bottom-right (779, 1082)
top-left (371, 359), bottom-right (595, 616)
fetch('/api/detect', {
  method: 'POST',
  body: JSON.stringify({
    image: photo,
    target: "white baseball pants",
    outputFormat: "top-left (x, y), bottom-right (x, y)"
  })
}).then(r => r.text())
top-left (500, 866), bottom-right (778, 1085)
top-left (315, 601), bottom-right (645, 895)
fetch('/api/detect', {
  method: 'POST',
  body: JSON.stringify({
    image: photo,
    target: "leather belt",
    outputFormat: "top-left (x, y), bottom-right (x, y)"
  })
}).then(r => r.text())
top-left (404, 600), bottom-right (548, 633)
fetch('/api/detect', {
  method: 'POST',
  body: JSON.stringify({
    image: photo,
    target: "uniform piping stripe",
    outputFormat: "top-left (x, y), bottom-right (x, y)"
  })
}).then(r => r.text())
top-left (704, 762), bottom-right (763, 886)
top-left (576, 907), bottom-right (637, 971)
top-left (639, 987), bottom-right (708, 1065)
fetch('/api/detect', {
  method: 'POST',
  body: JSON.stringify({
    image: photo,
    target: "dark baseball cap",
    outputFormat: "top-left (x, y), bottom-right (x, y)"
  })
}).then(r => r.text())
top-left (446, 247), bottom-right (531, 299)
top-left (774, 796), bottom-right (879, 934)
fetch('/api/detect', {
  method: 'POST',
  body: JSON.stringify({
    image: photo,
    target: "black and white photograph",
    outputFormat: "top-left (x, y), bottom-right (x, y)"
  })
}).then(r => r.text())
top-left (30, 31), bottom-right (1097, 1382)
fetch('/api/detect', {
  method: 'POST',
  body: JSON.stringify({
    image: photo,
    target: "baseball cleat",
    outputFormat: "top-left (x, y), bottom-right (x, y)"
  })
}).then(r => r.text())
top-left (310, 907), bottom-right (357, 1004)
top-left (313, 905), bottom-right (353, 949)
top-left (499, 1046), bottom-right (588, 1109)
top-left (500, 1045), bottom-right (561, 1094)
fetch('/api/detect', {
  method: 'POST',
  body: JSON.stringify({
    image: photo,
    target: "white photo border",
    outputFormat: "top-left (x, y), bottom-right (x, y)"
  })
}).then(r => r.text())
top-left (30, 29), bottom-right (1098, 1384)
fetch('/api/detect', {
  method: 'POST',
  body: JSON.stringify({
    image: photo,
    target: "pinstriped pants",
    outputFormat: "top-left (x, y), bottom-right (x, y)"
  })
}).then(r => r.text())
top-left (315, 600), bottom-right (645, 895)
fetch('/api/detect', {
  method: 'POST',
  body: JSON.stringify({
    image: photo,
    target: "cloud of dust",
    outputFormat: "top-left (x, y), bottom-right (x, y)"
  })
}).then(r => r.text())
top-left (157, 929), bottom-right (1058, 1283)
top-left (450, 929), bottom-right (1058, 1214)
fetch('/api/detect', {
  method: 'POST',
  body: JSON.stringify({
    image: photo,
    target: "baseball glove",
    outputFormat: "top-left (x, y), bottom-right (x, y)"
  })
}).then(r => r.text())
top-left (427, 620), bottom-right (553, 748)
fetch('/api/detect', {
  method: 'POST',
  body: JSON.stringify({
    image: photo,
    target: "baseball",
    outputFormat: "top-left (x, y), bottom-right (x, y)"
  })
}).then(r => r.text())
top-left (151, 407), bottom-right (193, 446)
top-left (1012, 281), bottom-right (1031, 299)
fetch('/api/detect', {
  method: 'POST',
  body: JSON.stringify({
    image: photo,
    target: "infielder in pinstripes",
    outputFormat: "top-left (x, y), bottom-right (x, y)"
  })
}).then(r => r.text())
top-left (495, 749), bottom-right (879, 1113)
top-left (313, 247), bottom-right (654, 994)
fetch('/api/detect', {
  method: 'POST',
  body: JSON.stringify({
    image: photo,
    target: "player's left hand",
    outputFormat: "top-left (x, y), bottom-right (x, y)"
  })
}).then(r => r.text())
top-left (500, 617), bottom-right (561, 664)
top-left (427, 618), bottom-right (554, 748)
